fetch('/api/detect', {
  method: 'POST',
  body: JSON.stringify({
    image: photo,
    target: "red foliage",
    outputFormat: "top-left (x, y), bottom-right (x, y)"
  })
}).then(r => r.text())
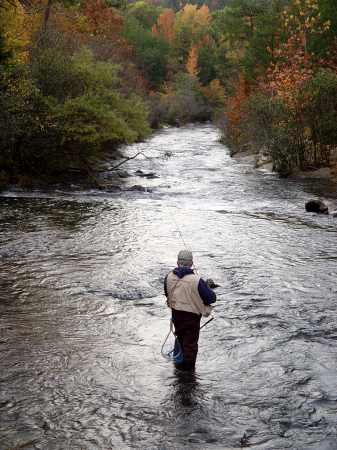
top-left (79, 0), bottom-right (131, 63)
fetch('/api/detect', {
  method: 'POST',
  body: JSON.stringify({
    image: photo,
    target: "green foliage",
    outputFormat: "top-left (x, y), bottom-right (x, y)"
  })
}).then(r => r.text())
top-left (124, 1), bottom-right (163, 29)
top-left (197, 39), bottom-right (218, 86)
top-left (147, 74), bottom-right (212, 127)
top-left (171, 24), bottom-right (193, 72)
top-left (0, 48), bottom-right (150, 183)
top-left (0, 28), bottom-right (12, 65)
top-left (301, 71), bottom-right (337, 166)
top-left (121, 16), bottom-right (169, 89)
top-left (310, 0), bottom-right (337, 55)
top-left (242, 9), bottom-right (281, 78)
top-left (225, 0), bottom-right (264, 45)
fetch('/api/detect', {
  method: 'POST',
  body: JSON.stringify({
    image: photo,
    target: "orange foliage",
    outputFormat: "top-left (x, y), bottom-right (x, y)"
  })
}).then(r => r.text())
top-left (152, 8), bottom-right (175, 42)
top-left (262, 0), bottom-right (330, 102)
top-left (225, 76), bottom-right (251, 136)
top-left (198, 35), bottom-right (214, 49)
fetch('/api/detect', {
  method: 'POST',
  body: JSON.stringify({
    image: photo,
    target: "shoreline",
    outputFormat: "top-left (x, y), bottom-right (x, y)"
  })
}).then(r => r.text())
top-left (231, 151), bottom-right (337, 183)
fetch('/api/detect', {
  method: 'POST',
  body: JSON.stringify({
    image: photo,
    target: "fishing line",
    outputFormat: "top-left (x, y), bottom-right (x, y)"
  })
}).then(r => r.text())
top-left (163, 197), bottom-right (199, 275)
top-left (166, 203), bottom-right (189, 251)
top-left (146, 150), bottom-right (199, 274)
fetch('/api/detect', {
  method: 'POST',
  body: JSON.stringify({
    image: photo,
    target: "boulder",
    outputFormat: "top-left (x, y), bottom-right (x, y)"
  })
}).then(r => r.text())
top-left (330, 210), bottom-right (337, 218)
top-left (305, 197), bottom-right (329, 214)
top-left (137, 172), bottom-right (157, 178)
top-left (131, 185), bottom-right (146, 192)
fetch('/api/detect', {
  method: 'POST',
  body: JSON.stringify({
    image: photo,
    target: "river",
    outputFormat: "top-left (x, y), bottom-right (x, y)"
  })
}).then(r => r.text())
top-left (1, 124), bottom-right (337, 449)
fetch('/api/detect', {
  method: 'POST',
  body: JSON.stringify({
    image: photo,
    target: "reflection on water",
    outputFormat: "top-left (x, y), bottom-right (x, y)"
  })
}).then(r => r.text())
top-left (1, 124), bottom-right (337, 449)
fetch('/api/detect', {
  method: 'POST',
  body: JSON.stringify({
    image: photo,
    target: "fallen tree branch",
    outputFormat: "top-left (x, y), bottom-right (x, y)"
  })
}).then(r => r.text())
top-left (95, 151), bottom-right (151, 173)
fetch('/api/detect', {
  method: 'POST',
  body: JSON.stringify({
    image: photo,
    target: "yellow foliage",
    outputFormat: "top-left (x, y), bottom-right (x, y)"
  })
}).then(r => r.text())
top-left (174, 4), bottom-right (211, 42)
top-left (186, 44), bottom-right (200, 75)
top-left (200, 79), bottom-right (226, 108)
top-left (1, 3), bottom-right (42, 63)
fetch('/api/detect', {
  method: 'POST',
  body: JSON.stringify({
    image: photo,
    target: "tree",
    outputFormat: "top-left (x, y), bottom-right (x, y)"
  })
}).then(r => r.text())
top-left (151, 7), bottom-right (175, 41)
top-left (225, 0), bottom-right (266, 45)
top-left (186, 43), bottom-right (200, 75)
top-left (222, 0), bottom-right (336, 171)
top-left (122, 16), bottom-right (170, 88)
top-left (242, 8), bottom-right (282, 78)
top-left (197, 36), bottom-right (217, 85)
top-left (124, 0), bottom-right (163, 29)
top-left (174, 4), bottom-right (211, 43)
top-left (172, 24), bottom-right (192, 72)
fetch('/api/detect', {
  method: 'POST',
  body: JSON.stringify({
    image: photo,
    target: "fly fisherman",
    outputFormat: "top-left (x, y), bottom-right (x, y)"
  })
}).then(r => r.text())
top-left (164, 250), bottom-right (216, 371)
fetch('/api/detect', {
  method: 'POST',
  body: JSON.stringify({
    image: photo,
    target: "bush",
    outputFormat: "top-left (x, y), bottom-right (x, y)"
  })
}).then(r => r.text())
top-left (0, 47), bottom-right (151, 183)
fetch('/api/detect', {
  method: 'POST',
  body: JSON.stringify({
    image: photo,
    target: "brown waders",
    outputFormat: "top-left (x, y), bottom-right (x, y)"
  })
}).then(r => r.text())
top-left (172, 309), bottom-right (201, 371)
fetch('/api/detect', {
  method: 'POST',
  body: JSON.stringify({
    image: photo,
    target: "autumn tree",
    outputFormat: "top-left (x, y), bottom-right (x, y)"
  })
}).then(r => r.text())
top-left (174, 4), bottom-right (211, 43)
top-left (172, 4), bottom-right (211, 73)
top-left (222, 0), bottom-right (336, 172)
top-left (186, 43), bottom-right (199, 75)
top-left (151, 7), bottom-right (175, 41)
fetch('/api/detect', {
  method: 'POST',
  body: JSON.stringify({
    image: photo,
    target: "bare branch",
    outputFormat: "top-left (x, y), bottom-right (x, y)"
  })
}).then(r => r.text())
top-left (51, 6), bottom-right (78, 19)
top-left (95, 151), bottom-right (151, 173)
top-left (23, 5), bottom-right (49, 14)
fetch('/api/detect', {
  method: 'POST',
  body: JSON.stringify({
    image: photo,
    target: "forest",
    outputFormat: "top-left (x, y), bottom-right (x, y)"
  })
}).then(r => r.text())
top-left (0, 0), bottom-right (336, 184)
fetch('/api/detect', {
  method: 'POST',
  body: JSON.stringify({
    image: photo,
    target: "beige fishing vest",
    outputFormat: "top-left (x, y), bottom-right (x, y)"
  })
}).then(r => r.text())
top-left (166, 272), bottom-right (212, 318)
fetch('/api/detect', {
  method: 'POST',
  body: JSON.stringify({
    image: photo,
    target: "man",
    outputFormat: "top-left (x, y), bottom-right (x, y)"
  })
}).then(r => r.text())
top-left (164, 250), bottom-right (216, 371)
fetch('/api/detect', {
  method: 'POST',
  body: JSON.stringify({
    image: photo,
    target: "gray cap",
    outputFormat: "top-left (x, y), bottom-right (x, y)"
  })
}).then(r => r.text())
top-left (178, 250), bottom-right (193, 266)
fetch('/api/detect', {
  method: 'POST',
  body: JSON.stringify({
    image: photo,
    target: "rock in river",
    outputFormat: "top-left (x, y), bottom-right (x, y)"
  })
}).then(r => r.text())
top-left (117, 170), bottom-right (131, 178)
top-left (305, 197), bottom-right (329, 214)
top-left (131, 185), bottom-right (146, 192)
top-left (106, 184), bottom-right (121, 192)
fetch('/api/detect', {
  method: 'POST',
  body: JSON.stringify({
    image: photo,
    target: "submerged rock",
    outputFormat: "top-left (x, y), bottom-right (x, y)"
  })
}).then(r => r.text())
top-left (305, 197), bottom-right (329, 214)
top-left (117, 170), bottom-right (131, 178)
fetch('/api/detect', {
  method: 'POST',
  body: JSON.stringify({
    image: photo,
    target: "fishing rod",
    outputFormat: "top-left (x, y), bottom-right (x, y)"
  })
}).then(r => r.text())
top-left (200, 315), bottom-right (214, 330)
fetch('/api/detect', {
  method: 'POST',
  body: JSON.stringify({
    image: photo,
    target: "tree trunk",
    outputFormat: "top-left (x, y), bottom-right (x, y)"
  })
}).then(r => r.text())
top-left (43, 0), bottom-right (53, 31)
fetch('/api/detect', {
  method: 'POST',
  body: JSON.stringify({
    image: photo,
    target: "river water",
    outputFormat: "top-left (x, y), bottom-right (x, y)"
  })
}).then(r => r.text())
top-left (1, 124), bottom-right (337, 450)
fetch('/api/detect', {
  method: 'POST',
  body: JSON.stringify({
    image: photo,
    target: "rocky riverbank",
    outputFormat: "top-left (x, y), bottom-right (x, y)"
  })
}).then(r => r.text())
top-left (232, 148), bottom-right (337, 183)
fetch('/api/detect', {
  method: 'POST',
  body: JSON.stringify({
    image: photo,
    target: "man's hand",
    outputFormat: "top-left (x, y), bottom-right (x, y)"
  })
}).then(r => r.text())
top-left (205, 279), bottom-right (219, 289)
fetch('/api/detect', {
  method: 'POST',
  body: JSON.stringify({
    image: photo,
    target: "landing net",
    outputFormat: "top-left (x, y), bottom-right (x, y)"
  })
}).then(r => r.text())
top-left (161, 318), bottom-right (183, 363)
